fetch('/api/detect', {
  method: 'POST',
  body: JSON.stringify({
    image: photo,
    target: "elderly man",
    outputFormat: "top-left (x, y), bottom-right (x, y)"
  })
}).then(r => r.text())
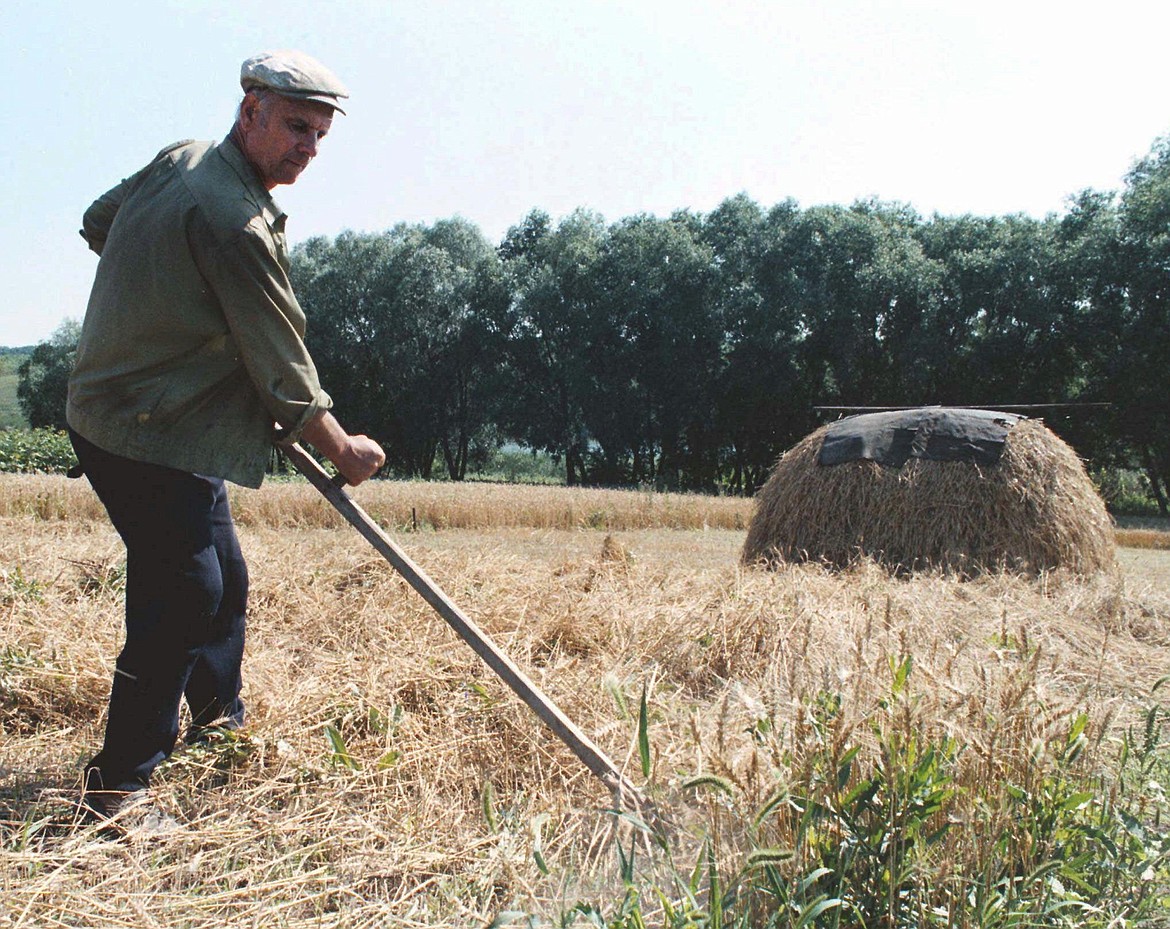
top-left (66, 50), bottom-right (383, 822)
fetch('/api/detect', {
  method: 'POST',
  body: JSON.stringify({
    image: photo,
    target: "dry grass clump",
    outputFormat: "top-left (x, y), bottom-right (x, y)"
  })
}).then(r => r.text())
top-left (743, 418), bottom-right (1117, 576)
top-left (1, 481), bottom-right (1168, 924)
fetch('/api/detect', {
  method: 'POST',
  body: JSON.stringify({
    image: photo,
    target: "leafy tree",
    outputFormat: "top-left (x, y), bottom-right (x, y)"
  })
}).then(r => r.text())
top-left (966, 216), bottom-right (1078, 405)
top-left (1115, 134), bottom-right (1170, 511)
top-left (916, 212), bottom-right (1089, 414)
top-left (702, 195), bottom-right (804, 491)
top-left (756, 200), bottom-right (938, 420)
top-left (421, 219), bottom-right (511, 479)
top-left (292, 231), bottom-right (402, 462)
top-left (589, 212), bottom-right (719, 488)
top-left (915, 214), bottom-right (1005, 402)
top-left (1048, 189), bottom-right (1129, 469)
top-left (847, 200), bottom-right (944, 404)
top-left (295, 220), bottom-right (506, 479)
top-left (17, 319), bottom-right (80, 430)
top-left (497, 209), bottom-right (607, 485)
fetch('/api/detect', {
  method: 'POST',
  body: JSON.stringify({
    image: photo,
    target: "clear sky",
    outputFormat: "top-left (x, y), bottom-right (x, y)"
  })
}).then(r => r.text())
top-left (3, 0), bottom-right (1168, 346)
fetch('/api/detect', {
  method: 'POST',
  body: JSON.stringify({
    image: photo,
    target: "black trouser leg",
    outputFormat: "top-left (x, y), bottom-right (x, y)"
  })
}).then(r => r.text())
top-left (69, 429), bottom-right (247, 792)
top-left (183, 484), bottom-right (248, 740)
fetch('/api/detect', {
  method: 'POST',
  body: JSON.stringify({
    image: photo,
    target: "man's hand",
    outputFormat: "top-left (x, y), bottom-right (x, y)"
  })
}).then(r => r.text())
top-left (333, 434), bottom-right (385, 485)
top-left (299, 411), bottom-right (386, 486)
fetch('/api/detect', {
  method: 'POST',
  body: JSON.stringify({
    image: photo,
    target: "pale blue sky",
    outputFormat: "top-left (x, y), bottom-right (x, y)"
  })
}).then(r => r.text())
top-left (3, 0), bottom-right (1168, 346)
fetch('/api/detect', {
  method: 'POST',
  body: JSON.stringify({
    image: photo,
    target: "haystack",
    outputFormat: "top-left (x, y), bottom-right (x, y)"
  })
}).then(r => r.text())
top-left (742, 409), bottom-right (1115, 576)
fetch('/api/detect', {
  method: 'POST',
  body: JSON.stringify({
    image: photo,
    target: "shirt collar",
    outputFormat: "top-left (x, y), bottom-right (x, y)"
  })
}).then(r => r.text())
top-left (217, 133), bottom-right (288, 224)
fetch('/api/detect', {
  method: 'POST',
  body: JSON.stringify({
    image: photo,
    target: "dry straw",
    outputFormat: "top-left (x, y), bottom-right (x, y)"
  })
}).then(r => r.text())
top-left (0, 474), bottom-right (751, 533)
top-left (1, 473), bottom-right (1168, 924)
top-left (742, 418), bottom-right (1117, 576)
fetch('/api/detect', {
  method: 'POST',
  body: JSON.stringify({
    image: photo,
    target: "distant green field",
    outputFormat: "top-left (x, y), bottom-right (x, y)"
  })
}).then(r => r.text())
top-left (0, 351), bottom-right (31, 429)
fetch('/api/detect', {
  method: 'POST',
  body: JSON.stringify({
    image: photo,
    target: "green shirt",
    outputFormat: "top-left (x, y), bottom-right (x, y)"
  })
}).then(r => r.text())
top-left (67, 135), bottom-right (332, 488)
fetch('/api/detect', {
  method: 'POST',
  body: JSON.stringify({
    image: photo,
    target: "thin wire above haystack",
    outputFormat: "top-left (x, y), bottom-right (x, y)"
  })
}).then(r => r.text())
top-left (742, 412), bottom-right (1116, 576)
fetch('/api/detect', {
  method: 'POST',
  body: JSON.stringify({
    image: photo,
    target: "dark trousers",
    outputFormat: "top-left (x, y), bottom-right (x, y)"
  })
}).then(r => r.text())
top-left (69, 429), bottom-right (247, 793)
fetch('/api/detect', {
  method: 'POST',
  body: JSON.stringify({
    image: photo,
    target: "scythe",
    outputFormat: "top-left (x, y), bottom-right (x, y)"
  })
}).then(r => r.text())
top-left (281, 442), bottom-right (649, 813)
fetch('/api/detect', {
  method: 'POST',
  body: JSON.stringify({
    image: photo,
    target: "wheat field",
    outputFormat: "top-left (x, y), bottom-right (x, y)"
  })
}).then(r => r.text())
top-left (2, 475), bottom-right (1169, 926)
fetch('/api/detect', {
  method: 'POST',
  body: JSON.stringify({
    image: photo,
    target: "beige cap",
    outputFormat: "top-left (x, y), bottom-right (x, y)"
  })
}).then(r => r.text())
top-left (240, 49), bottom-right (349, 114)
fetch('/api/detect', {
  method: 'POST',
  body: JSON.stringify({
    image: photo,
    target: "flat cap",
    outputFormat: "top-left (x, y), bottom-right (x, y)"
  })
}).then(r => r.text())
top-left (240, 49), bottom-right (349, 114)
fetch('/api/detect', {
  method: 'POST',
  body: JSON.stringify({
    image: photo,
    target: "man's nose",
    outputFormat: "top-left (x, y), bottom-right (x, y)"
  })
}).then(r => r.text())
top-left (299, 135), bottom-right (320, 157)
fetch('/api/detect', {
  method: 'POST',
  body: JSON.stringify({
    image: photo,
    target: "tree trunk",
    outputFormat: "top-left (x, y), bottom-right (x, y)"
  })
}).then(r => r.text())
top-left (1140, 445), bottom-right (1169, 517)
top-left (566, 446), bottom-right (580, 486)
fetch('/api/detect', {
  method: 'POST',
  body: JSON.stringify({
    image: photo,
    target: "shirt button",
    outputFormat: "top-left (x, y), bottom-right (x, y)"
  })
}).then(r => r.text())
top-left (137, 412), bottom-right (150, 424)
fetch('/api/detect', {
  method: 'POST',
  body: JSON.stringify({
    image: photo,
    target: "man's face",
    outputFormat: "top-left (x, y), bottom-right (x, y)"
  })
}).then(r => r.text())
top-left (238, 93), bottom-right (335, 190)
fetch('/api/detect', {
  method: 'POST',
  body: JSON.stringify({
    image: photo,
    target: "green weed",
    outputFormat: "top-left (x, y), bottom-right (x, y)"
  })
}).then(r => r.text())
top-left (1, 565), bottom-right (45, 603)
top-left (67, 557), bottom-right (126, 597)
top-left (507, 664), bottom-right (1170, 928)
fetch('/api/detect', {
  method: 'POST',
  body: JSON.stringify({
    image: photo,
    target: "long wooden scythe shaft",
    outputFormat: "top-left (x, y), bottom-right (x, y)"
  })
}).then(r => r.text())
top-left (282, 442), bottom-right (645, 807)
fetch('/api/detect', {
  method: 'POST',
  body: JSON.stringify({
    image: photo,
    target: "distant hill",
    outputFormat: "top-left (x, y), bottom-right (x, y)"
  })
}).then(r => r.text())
top-left (0, 348), bottom-right (31, 429)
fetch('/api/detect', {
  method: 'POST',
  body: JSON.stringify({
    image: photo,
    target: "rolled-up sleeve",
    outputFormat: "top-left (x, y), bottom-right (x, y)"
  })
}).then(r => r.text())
top-left (196, 216), bottom-right (333, 444)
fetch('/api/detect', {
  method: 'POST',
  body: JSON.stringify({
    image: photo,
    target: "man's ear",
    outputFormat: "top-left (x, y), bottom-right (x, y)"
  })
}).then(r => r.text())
top-left (239, 92), bottom-right (263, 130)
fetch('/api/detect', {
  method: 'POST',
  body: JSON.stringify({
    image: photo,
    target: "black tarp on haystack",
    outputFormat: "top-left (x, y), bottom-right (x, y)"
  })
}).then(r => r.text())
top-left (818, 408), bottom-right (1023, 469)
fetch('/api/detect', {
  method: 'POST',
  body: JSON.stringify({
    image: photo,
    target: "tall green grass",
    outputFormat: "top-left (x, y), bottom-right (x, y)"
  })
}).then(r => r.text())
top-left (523, 663), bottom-right (1170, 928)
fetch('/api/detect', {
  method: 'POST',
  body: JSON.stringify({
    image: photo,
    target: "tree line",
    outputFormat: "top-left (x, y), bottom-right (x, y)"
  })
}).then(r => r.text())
top-left (16, 132), bottom-right (1170, 504)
